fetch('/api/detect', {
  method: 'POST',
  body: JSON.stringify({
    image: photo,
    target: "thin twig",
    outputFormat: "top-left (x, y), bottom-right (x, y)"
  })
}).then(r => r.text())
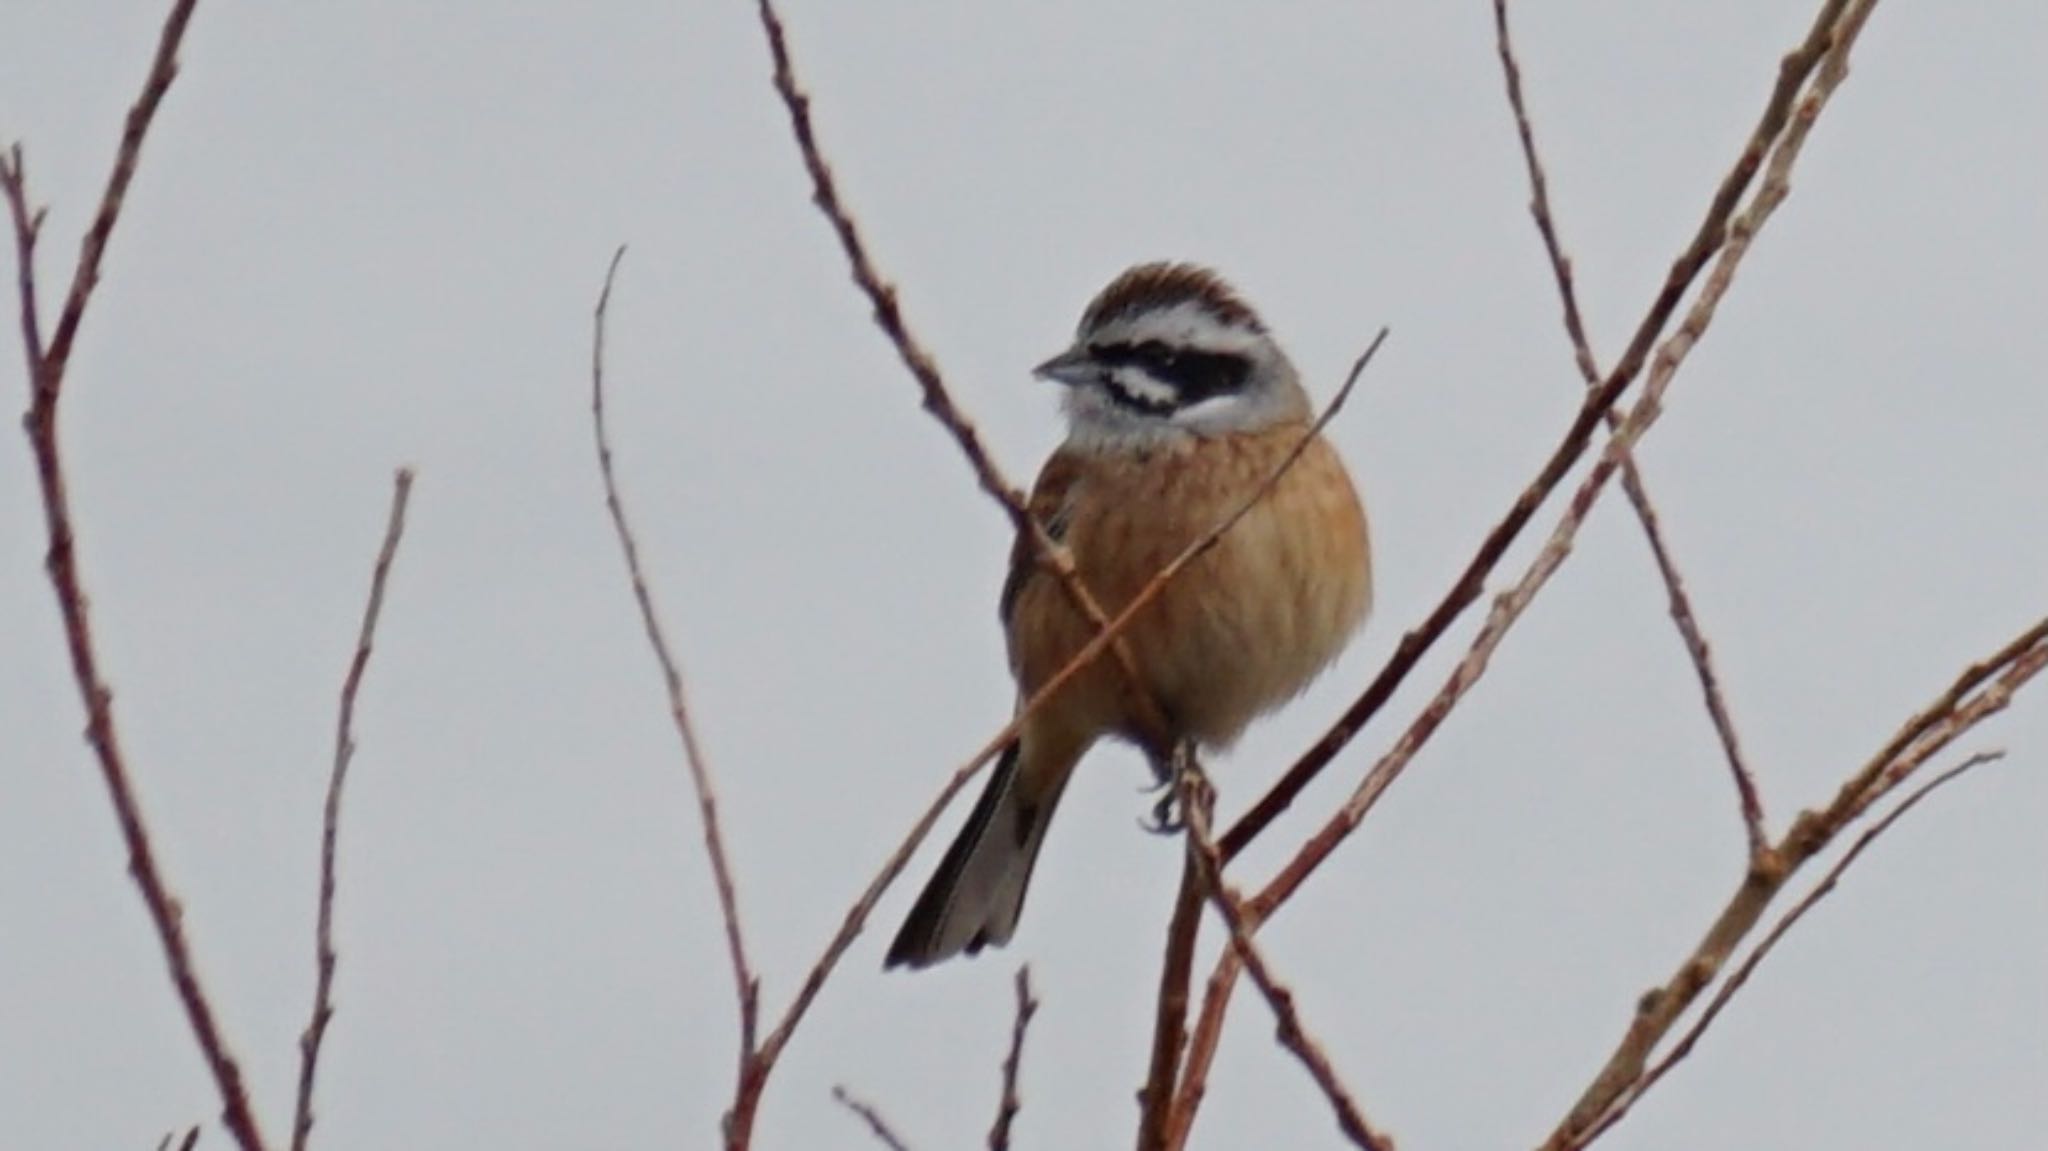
top-left (1135, 847), bottom-right (1207, 1151)
top-left (1178, 763), bottom-right (1391, 1151)
top-left (588, 249), bottom-right (761, 1149)
top-left (1816, 622), bottom-right (2048, 834)
top-left (1160, 943), bottom-right (1244, 1151)
top-left (1491, 0), bottom-right (1602, 392)
top-left (2, 4), bottom-right (268, 1149)
top-left (291, 469), bottom-right (415, 1151)
top-left (1491, 0), bottom-right (1765, 855)
top-left (157, 1128), bottom-right (201, 1151)
top-left (1567, 750), bottom-right (2004, 1150)
top-left (832, 1086), bottom-right (915, 1151)
top-left (1219, 0), bottom-right (1863, 862)
top-left (1627, 483), bottom-right (1763, 847)
top-left (988, 967), bottom-right (1038, 1151)
top-left (35, 0), bottom-right (200, 384)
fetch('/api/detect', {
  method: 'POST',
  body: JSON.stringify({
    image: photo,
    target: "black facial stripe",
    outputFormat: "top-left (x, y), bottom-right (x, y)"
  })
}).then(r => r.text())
top-left (1091, 340), bottom-right (1252, 411)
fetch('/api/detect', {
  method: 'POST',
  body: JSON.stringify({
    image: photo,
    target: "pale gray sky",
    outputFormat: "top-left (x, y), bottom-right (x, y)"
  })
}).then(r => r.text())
top-left (3, 2), bottom-right (2044, 1149)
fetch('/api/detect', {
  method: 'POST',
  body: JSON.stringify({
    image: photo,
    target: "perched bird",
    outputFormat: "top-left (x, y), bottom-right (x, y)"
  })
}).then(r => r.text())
top-left (885, 262), bottom-right (1372, 969)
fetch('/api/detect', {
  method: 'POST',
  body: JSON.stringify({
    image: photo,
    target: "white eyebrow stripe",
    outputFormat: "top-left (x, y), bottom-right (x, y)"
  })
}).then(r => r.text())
top-left (1114, 366), bottom-right (1179, 403)
top-left (1089, 302), bottom-right (1267, 357)
top-left (1104, 366), bottom-right (1180, 408)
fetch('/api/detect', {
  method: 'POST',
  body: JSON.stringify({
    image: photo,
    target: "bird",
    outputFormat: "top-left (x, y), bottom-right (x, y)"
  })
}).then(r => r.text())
top-left (884, 262), bottom-right (1372, 969)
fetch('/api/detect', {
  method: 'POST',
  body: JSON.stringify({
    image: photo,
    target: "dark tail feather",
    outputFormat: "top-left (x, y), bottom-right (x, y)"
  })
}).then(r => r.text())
top-left (885, 742), bottom-right (1060, 969)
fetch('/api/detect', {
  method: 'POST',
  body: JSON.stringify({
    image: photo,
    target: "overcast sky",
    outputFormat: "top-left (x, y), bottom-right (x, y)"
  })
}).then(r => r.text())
top-left (3, 2), bottom-right (2044, 1149)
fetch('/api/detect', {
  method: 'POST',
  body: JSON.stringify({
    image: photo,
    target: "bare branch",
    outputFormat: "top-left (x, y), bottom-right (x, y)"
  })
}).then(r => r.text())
top-left (1627, 483), bottom-right (1764, 846)
top-left (1136, 848), bottom-right (1207, 1151)
top-left (832, 1086), bottom-right (915, 1151)
top-left (1545, 616), bottom-right (2045, 1149)
top-left (1178, 763), bottom-right (1391, 1151)
top-left (2, 3), bottom-right (269, 1148)
top-left (1568, 751), bottom-right (2004, 1150)
top-left (1, 146), bottom-right (45, 368)
top-left (587, 249), bottom-right (762, 1147)
top-left (292, 468), bottom-right (415, 1151)
top-left (988, 967), bottom-right (1038, 1151)
top-left (1490, 0), bottom-right (1765, 854)
top-left (35, 0), bottom-right (200, 384)
top-left (1159, 948), bottom-right (1243, 1151)
top-left (1490, 0), bottom-right (1602, 391)
top-left (1220, 0), bottom-right (1864, 861)
top-left (1819, 622), bottom-right (2047, 832)
top-left (157, 1128), bottom-right (200, 1151)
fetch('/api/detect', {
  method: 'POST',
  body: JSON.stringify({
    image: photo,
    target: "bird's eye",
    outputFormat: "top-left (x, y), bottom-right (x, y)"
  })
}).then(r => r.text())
top-left (1137, 341), bottom-right (1179, 371)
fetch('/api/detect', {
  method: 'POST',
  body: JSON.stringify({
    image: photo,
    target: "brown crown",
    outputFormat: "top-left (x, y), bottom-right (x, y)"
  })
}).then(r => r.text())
top-left (1078, 262), bottom-right (1265, 336)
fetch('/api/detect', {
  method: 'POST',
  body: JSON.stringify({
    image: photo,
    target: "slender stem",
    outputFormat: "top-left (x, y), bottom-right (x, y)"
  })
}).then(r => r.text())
top-left (293, 469), bottom-right (416, 1151)
top-left (2, 4), bottom-right (270, 1147)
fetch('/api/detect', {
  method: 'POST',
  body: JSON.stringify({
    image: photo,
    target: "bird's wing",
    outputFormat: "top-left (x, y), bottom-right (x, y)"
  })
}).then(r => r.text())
top-left (999, 447), bottom-right (1086, 629)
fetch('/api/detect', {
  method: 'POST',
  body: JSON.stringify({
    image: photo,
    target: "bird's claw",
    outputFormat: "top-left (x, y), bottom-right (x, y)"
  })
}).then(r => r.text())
top-left (1142, 787), bottom-right (1184, 835)
top-left (1137, 741), bottom-right (1202, 834)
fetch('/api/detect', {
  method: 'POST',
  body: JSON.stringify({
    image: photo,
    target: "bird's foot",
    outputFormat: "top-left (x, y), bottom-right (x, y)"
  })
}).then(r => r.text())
top-left (1138, 741), bottom-right (1205, 835)
top-left (1142, 785), bottom-right (1183, 835)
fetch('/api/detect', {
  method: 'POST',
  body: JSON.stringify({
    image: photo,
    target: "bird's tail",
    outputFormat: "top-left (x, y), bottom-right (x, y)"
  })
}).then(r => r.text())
top-left (885, 737), bottom-right (1076, 969)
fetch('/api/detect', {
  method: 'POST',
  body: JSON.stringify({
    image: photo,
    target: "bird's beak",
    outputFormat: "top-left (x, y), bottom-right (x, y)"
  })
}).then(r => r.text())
top-left (1032, 347), bottom-right (1098, 388)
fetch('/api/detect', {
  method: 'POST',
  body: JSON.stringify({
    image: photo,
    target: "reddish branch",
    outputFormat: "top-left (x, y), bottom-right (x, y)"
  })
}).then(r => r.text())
top-left (1159, 946), bottom-right (1241, 1151)
top-left (832, 1086), bottom-right (915, 1151)
top-left (988, 967), bottom-right (1038, 1151)
top-left (1546, 614), bottom-right (2043, 1150)
top-left (1568, 750), bottom-right (2005, 1149)
top-left (2, 2), bottom-right (271, 1148)
top-left (1136, 850), bottom-right (1207, 1151)
top-left (1490, 0), bottom-right (1766, 855)
top-left (1177, 766), bottom-right (1390, 1150)
top-left (292, 468), bottom-right (416, 1151)
top-left (588, 249), bottom-right (766, 1150)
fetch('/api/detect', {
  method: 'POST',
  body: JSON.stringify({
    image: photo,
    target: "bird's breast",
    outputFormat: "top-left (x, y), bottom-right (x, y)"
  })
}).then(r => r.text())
top-left (1008, 424), bottom-right (1372, 748)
